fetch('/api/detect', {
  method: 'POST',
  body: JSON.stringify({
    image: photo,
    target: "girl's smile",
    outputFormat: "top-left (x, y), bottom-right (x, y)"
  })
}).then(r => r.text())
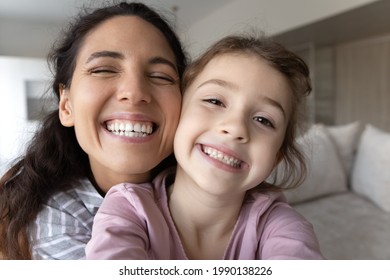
top-left (201, 145), bottom-right (243, 169)
top-left (173, 52), bottom-right (292, 198)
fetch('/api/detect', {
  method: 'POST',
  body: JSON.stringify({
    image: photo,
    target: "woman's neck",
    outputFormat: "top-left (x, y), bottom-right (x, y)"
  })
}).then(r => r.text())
top-left (89, 161), bottom-right (151, 194)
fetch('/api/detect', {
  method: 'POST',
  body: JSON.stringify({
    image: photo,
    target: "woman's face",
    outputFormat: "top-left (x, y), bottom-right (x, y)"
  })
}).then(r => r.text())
top-left (59, 16), bottom-right (181, 192)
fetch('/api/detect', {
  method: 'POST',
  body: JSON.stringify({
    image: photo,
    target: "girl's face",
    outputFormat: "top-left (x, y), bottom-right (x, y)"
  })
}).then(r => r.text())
top-left (59, 16), bottom-right (181, 192)
top-left (174, 53), bottom-right (292, 199)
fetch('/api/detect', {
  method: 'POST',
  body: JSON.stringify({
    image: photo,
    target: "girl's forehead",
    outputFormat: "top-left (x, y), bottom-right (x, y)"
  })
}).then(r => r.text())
top-left (196, 53), bottom-right (272, 81)
top-left (205, 52), bottom-right (269, 72)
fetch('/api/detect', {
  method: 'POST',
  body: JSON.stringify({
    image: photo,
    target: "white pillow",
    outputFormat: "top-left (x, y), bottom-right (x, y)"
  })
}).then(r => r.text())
top-left (284, 125), bottom-right (348, 204)
top-left (351, 124), bottom-right (390, 212)
top-left (325, 121), bottom-right (362, 175)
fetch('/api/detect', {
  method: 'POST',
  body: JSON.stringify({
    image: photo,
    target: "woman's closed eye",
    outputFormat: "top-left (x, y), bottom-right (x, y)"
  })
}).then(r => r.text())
top-left (90, 67), bottom-right (118, 76)
top-left (149, 73), bottom-right (177, 85)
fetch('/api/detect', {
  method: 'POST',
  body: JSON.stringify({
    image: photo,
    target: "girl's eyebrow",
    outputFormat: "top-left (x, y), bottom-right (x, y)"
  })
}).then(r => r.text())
top-left (85, 51), bottom-right (177, 73)
top-left (198, 79), bottom-right (286, 118)
top-left (197, 78), bottom-right (238, 90)
top-left (263, 96), bottom-right (286, 119)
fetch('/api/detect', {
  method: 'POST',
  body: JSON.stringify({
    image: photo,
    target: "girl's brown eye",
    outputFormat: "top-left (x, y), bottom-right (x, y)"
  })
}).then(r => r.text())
top-left (204, 98), bottom-right (224, 107)
top-left (253, 116), bottom-right (275, 128)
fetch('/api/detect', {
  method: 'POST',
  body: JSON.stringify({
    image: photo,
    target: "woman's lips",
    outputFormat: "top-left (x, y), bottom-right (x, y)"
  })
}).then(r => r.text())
top-left (105, 120), bottom-right (155, 137)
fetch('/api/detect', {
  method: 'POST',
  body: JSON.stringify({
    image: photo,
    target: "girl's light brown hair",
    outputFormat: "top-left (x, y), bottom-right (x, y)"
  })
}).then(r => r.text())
top-left (182, 34), bottom-right (312, 192)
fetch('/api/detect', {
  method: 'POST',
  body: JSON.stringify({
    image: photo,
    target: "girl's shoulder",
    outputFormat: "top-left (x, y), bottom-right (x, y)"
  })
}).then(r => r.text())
top-left (243, 188), bottom-right (298, 223)
top-left (105, 168), bottom-right (174, 207)
top-left (245, 187), bottom-right (286, 206)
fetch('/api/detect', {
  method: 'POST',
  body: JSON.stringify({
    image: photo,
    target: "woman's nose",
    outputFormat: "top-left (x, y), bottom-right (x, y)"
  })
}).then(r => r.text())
top-left (117, 73), bottom-right (152, 104)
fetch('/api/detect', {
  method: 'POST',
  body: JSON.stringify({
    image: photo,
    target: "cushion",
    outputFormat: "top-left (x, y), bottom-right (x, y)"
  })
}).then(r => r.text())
top-left (325, 121), bottom-right (362, 175)
top-left (284, 124), bottom-right (348, 204)
top-left (351, 124), bottom-right (390, 212)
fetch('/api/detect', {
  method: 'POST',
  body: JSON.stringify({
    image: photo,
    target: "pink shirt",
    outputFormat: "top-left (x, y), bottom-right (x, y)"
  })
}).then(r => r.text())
top-left (86, 171), bottom-right (324, 259)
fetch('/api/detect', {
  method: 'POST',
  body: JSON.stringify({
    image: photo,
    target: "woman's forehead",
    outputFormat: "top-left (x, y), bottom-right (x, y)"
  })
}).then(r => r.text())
top-left (77, 16), bottom-right (175, 62)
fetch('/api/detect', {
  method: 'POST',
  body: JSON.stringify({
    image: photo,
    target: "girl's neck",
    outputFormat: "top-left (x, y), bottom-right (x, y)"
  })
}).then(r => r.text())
top-left (168, 169), bottom-right (245, 259)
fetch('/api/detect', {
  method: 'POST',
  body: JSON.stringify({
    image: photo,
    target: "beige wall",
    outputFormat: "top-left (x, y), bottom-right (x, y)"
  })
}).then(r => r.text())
top-left (183, 0), bottom-right (380, 57)
top-left (335, 34), bottom-right (390, 132)
top-left (300, 32), bottom-right (390, 132)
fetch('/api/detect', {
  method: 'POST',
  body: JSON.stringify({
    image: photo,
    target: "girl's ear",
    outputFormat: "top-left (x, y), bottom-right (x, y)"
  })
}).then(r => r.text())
top-left (273, 151), bottom-right (284, 168)
top-left (58, 84), bottom-right (74, 127)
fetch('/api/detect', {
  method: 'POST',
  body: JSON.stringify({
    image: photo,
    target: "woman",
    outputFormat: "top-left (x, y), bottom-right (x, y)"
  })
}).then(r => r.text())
top-left (0, 1), bottom-right (187, 259)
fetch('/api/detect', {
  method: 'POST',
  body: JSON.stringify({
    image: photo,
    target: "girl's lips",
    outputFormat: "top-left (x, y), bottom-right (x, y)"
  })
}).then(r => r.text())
top-left (199, 144), bottom-right (247, 171)
top-left (202, 145), bottom-right (242, 168)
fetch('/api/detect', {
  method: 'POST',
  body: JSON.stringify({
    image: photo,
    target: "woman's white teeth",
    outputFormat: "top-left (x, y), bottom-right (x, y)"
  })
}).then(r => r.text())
top-left (106, 121), bottom-right (153, 137)
top-left (203, 146), bottom-right (241, 168)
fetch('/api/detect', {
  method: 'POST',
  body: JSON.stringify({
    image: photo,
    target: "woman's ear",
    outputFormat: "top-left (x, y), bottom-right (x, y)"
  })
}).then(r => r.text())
top-left (58, 84), bottom-right (74, 127)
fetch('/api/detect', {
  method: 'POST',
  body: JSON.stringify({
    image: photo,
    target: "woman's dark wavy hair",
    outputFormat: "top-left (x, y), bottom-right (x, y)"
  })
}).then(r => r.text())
top-left (182, 34), bottom-right (311, 193)
top-left (0, 1), bottom-right (187, 259)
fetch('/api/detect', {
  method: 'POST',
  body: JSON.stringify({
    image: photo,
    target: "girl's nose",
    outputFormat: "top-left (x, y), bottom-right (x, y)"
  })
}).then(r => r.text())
top-left (219, 114), bottom-right (249, 143)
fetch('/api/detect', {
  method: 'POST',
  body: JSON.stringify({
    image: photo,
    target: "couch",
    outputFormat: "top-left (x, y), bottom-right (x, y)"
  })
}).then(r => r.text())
top-left (283, 122), bottom-right (390, 259)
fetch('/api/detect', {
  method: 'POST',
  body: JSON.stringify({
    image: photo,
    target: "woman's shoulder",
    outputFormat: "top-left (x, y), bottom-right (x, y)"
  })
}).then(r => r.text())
top-left (45, 178), bottom-right (103, 215)
top-left (29, 179), bottom-right (104, 259)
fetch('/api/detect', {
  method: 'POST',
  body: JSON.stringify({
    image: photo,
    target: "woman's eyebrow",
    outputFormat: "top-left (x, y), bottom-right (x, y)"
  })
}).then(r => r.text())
top-left (86, 51), bottom-right (124, 63)
top-left (85, 52), bottom-right (177, 72)
top-left (149, 56), bottom-right (177, 73)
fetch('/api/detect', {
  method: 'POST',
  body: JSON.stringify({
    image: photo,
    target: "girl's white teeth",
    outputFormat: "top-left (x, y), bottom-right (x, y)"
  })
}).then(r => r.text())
top-left (202, 146), bottom-right (241, 168)
top-left (106, 121), bottom-right (153, 137)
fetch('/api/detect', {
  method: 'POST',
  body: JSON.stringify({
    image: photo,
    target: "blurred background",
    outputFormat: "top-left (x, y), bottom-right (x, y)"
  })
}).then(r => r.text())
top-left (1, 0), bottom-right (390, 260)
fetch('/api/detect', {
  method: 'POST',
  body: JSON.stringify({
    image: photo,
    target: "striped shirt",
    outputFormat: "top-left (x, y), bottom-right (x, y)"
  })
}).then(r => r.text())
top-left (28, 179), bottom-right (103, 259)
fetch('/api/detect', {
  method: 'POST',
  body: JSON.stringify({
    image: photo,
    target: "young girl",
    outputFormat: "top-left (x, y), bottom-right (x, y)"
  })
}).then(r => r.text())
top-left (0, 2), bottom-right (187, 260)
top-left (86, 35), bottom-right (324, 260)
